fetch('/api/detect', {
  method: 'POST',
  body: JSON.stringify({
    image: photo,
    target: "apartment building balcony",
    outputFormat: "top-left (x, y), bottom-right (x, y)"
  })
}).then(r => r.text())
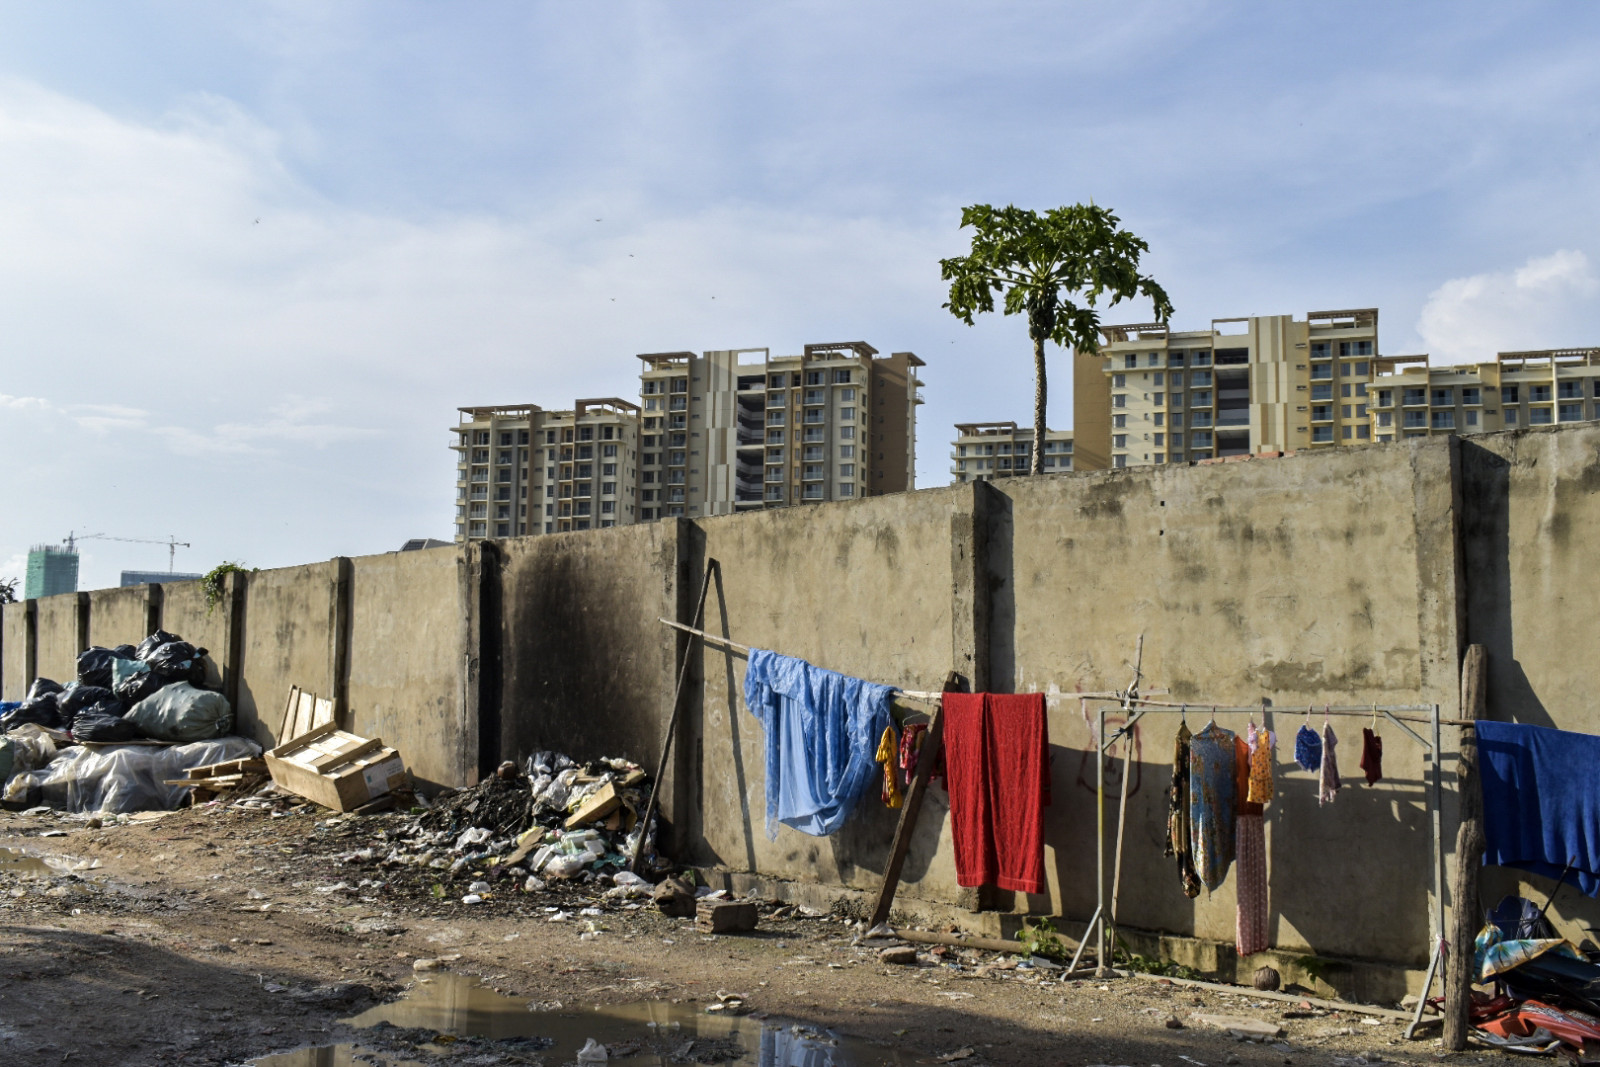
top-left (803, 390), bottom-right (826, 405)
top-left (802, 411), bottom-right (825, 424)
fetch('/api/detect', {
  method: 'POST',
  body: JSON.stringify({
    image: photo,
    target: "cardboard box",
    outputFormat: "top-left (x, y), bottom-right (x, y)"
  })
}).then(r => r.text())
top-left (265, 722), bottom-right (408, 812)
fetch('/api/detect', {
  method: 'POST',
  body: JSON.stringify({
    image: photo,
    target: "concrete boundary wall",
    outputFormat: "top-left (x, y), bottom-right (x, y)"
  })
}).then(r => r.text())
top-left (5, 424), bottom-right (1600, 988)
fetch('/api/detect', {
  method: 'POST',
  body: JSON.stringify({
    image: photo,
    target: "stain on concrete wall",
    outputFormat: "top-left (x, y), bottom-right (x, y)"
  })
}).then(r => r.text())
top-left (688, 487), bottom-right (962, 900)
top-left (235, 563), bottom-right (339, 748)
top-left (33, 594), bottom-right (84, 686)
top-left (160, 578), bottom-right (235, 694)
top-left (87, 586), bottom-right (156, 651)
top-left (1, 602), bottom-right (31, 700)
top-left (346, 547), bottom-right (464, 790)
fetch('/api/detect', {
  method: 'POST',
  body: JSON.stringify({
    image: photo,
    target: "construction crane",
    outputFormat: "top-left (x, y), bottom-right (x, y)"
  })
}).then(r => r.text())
top-left (64, 532), bottom-right (192, 573)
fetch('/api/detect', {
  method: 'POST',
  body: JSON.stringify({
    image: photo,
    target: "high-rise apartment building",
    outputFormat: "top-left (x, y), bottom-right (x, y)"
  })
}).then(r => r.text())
top-left (949, 423), bottom-right (1075, 483)
top-left (24, 544), bottom-right (79, 599)
top-left (1077, 309), bottom-right (1381, 468)
top-left (1368, 348), bottom-right (1600, 441)
top-left (453, 399), bottom-right (641, 541)
top-left (635, 343), bottom-right (922, 520)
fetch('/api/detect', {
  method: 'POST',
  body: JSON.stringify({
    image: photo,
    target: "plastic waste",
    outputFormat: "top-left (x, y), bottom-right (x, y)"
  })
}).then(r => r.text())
top-left (3, 735), bottom-right (260, 811)
top-left (126, 682), bottom-right (233, 742)
top-left (144, 641), bottom-right (209, 686)
top-left (612, 871), bottom-right (649, 887)
top-left (0, 724), bottom-right (57, 785)
top-left (135, 629), bottom-right (183, 660)
top-left (112, 658), bottom-right (171, 706)
top-left (76, 646), bottom-right (135, 689)
top-left (26, 678), bottom-right (63, 703)
top-left (2, 693), bottom-right (61, 731)
top-left (58, 686), bottom-right (123, 731)
top-left (71, 706), bottom-right (144, 743)
top-left (544, 854), bottom-right (586, 879)
top-left (576, 1038), bottom-right (609, 1062)
top-left (454, 827), bottom-right (493, 852)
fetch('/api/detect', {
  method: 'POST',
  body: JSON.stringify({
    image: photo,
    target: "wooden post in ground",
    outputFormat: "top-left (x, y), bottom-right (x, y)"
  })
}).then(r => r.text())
top-left (1443, 643), bottom-right (1487, 1051)
top-left (869, 670), bottom-right (966, 930)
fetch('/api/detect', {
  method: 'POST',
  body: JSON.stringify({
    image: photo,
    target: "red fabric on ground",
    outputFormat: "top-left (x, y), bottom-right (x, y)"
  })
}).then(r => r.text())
top-left (942, 692), bottom-right (1050, 894)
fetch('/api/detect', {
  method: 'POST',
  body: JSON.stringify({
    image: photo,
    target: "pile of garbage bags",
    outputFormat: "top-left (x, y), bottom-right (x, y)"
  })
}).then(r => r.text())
top-left (392, 749), bottom-right (663, 888)
top-left (0, 629), bottom-right (232, 744)
top-left (1466, 895), bottom-right (1600, 1054)
top-left (0, 628), bottom-right (250, 813)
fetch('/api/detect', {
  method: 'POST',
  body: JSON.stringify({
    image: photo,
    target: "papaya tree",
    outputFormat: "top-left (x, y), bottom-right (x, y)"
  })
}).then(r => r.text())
top-left (941, 204), bottom-right (1172, 475)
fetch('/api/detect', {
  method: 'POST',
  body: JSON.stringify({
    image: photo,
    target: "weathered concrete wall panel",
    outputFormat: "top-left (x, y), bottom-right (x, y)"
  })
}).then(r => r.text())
top-left (346, 547), bottom-right (465, 790)
top-left (160, 578), bottom-right (235, 696)
top-left (1, 602), bottom-right (31, 700)
top-left (33, 593), bottom-right (84, 687)
top-left (495, 523), bottom-right (683, 773)
top-left (87, 586), bottom-right (156, 652)
top-left (1460, 424), bottom-right (1600, 945)
top-left (689, 487), bottom-right (964, 900)
top-left (235, 563), bottom-right (339, 749)
top-left (993, 440), bottom-right (1462, 965)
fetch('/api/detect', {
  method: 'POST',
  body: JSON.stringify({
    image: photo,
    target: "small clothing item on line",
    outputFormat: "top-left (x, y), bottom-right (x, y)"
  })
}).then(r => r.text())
top-left (1189, 722), bottom-right (1237, 892)
top-left (899, 721), bottom-right (928, 788)
top-left (1233, 735), bottom-right (1262, 817)
top-left (1235, 811), bottom-right (1269, 956)
top-left (1318, 723), bottom-right (1341, 805)
top-left (1294, 724), bottom-right (1322, 772)
top-left (743, 649), bottom-right (893, 839)
top-left (1165, 721), bottom-right (1202, 899)
top-left (942, 692), bottom-right (1050, 895)
top-left (1360, 727), bottom-right (1383, 785)
top-left (1246, 722), bottom-right (1274, 806)
top-left (876, 725), bottom-right (903, 808)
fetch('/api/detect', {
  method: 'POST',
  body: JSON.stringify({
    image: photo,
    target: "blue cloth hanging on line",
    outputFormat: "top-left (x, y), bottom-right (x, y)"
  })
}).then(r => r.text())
top-left (1294, 724), bottom-right (1322, 772)
top-left (1478, 720), bottom-right (1600, 897)
top-left (744, 649), bottom-right (894, 840)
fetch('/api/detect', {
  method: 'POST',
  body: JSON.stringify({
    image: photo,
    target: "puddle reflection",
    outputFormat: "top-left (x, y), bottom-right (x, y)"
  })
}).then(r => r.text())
top-left (252, 972), bottom-right (897, 1067)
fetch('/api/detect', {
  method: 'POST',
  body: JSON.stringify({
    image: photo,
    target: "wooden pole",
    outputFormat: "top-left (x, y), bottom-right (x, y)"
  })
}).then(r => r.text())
top-left (630, 559), bottom-right (717, 875)
top-left (868, 670), bottom-right (965, 929)
top-left (1443, 643), bottom-right (1487, 1050)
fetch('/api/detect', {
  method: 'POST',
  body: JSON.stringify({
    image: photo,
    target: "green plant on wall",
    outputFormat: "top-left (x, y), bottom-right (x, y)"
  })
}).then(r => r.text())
top-left (202, 562), bottom-right (251, 614)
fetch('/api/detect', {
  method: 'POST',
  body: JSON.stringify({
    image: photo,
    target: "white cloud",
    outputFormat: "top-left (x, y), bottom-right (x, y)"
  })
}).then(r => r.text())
top-left (1417, 250), bottom-right (1599, 364)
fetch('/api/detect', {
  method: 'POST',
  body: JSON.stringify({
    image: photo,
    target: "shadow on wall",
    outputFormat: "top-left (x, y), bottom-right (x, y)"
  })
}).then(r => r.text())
top-left (1460, 440), bottom-right (1551, 727)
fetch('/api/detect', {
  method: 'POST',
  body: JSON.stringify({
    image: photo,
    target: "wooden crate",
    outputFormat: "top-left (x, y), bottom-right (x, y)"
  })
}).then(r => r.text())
top-left (264, 722), bottom-right (408, 813)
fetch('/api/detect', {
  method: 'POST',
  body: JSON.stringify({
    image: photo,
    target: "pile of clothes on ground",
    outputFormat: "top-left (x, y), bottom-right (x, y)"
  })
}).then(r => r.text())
top-left (1464, 894), bottom-right (1600, 1056)
top-left (371, 751), bottom-right (664, 900)
top-left (1, 629), bottom-right (258, 812)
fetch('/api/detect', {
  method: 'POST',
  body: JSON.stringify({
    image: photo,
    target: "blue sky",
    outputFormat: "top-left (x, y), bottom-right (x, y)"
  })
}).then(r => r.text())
top-left (1, 2), bottom-right (1596, 590)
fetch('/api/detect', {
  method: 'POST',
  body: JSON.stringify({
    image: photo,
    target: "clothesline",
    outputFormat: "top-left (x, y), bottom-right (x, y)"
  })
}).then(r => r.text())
top-left (1087, 695), bottom-right (1455, 725)
top-left (655, 618), bottom-right (1128, 703)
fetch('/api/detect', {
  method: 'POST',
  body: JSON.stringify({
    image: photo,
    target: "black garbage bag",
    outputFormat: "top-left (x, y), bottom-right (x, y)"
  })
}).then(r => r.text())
top-left (71, 706), bottom-right (144, 743)
top-left (0, 699), bottom-right (60, 731)
top-left (136, 630), bottom-right (184, 661)
top-left (58, 685), bottom-right (122, 730)
top-left (77, 646), bottom-right (136, 689)
top-left (113, 659), bottom-right (173, 706)
top-left (26, 677), bottom-right (64, 703)
top-left (112, 644), bottom-right (139, 659)
top-left (145, 641), bottom-right (209, 686)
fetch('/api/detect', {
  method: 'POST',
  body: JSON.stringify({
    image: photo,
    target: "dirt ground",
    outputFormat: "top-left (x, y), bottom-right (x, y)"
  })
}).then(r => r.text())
top-left (0, 802), bottom-right (1512, 1067)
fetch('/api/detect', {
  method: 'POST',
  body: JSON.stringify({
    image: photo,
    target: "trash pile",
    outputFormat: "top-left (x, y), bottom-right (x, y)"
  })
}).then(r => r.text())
top-left (361, 751), bottom-right (664, 901)
top-left (1, 629), bottom-right (259, 813)
top-left (1, 629), bottom-right (231, 743)
top-left (1463, 894), bottom-right (1600, 1055)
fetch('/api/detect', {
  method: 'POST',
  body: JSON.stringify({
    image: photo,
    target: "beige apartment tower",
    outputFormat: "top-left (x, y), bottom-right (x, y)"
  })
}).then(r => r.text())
top-left (950, 424), bottom-right (1075, 483)
top-left (453, 399), bottom-right (642, 541)
top-left (1078, 309), bottom-right (1381, 468)
top-left (636, 343), bottom-right (923, 519)
top-left (1368, 348), bottom-right (1600, 440)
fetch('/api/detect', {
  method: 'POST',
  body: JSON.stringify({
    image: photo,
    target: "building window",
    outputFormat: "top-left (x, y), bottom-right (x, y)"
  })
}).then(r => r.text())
top-left (1312, 426), bottom-right (1334, 443)
top-left (840, 407), bottom-right (855, 421)
top-left (833, 369), bottom-right (852, 384)
top-left (1358, 425), bottom-right (1371, 439)
top-left (1113, 434), bottom-right (1127, 449)
top-left (1113, 374), bottom-right (1126, 388)
top-left (1113, 455), bottom-right (1127, 468)
top-left (1124, 355), bottom-right (1137, 369)
top-left (803, 484), bottom-right (824, 500)
top-left (1339, 341), bottom-right (1373, 357)
top-left (840, 444), bottom-right (854, 458)
top-left (1466, 411), bottom-right (1479, 427)
top-left (1311, 405), bottom-right (1332, 421)
top-left (1310, 364), bottom-right (1332, 380)
top-left (1431, 388), bottom-right (1453, 406)
top-left (1559, 403), bottom-right (1584, 422)
top-left (1529, 407), bottom-right (1553, 424)
top-left (1559, 381), bottom-right (1585, 400)
top-left (1312, 383), bottom-right (1333, 401)
top-left (601, 501), bottom-right (615, 514)
top-left (1113, 414), bottom-right (1126, 428)
top-left (838, 484), bottom-right (855, 497)
top-left (1501, 386), bottom-right (1519, 404)
top-left (1461, 388), bottom-right (1481, 406)
top-left (1113, 394), bottom-right (1126, 408)
top-left (1432, 411), bottom-right (1455, 429)
top-left (1531, 385), bottom-right (1552, 403)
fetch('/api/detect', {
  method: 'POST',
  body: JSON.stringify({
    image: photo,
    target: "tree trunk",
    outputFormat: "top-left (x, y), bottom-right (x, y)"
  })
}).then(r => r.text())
top-left (1032, 335), bottom-right (1047, 475)
top-left (1444, 644), bottom-right (1488, 1050)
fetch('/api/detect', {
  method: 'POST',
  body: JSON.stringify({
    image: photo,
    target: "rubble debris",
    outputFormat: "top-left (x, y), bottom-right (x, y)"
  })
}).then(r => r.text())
top-left (1191, 1013), bottom-right (1285, 1040)
top-left (654, 876), bottom-right (696, 917)
top-left (879, 946), bottom-right (919, 965)
top-left (696, 900), bottom-right (758, 934)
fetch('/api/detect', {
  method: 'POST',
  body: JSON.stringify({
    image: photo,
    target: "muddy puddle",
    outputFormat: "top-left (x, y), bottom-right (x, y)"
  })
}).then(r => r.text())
top-left (252, 972), bottom-right (899, 1066)
top-left (0, 846), bottom-right (53, 876)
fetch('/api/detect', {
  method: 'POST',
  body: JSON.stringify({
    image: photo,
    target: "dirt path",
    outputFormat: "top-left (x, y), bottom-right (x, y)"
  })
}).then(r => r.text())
top-left (0, 805), bottom-right (1500, 1067)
